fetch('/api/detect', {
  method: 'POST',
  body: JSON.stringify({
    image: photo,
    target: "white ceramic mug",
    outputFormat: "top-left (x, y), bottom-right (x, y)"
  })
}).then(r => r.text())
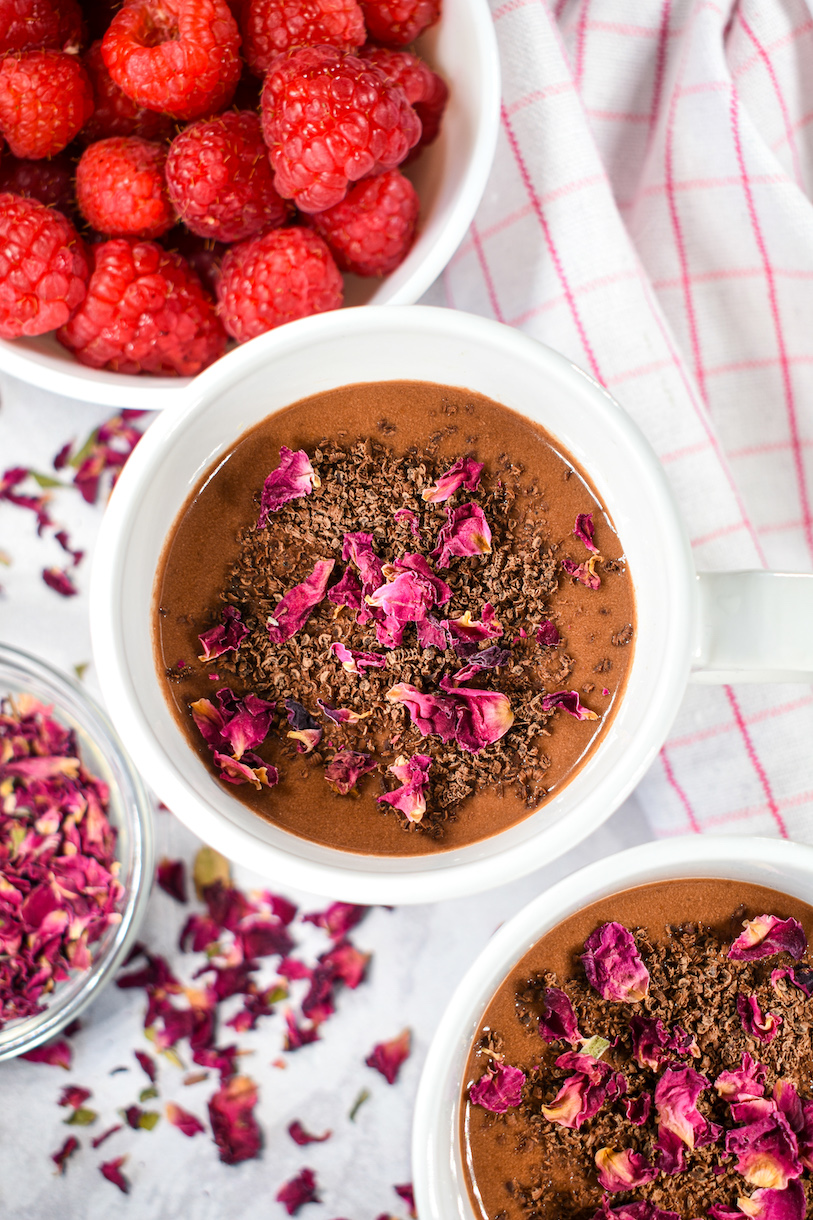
top-left (90, 307), bottom-right (813, 904)
top-left (411, 835), bottom-right (813, 1219)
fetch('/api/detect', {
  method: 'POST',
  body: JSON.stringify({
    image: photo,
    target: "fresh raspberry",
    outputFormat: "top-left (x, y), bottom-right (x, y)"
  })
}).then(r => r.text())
top-left (76, 137), bottom-right (175, 239)
top-left (261, 46), bottom-right (421, 213)
top-left (306, 167), bottom-right (417, 276)
top-left (101, 0), bottom-right (241, 122)
top-left (57, 238), bottom-right (227, 375)
top-left (240, 0), bottom-right (365, 76)
top-left (80, 40), bottom-right (176, 145)
top-left (0, 50), bottom-right (94, 158)
top-left (0, 150), bottom-right (75, 214)
top-left (217, 226), bottom-right (343, 342)
top-left (0, 0), bottom-right (84, 55)
top-left (360, 44), bottom-right (447, 150)
top-left (0, 193), bottom-right (88, 338)
top-left (359, 0), bottom-right (439, 46)
top-left (165, 111), bottom-right (288, 244)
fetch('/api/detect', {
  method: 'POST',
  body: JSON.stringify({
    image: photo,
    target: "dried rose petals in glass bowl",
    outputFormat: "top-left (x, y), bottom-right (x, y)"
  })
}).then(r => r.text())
top-left (0, 643), bottom-right (153, 1061)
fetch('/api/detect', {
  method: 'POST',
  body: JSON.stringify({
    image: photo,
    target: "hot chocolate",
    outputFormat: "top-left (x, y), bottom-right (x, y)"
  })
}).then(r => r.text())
top-left (154, 380), bottom-right (635, 855)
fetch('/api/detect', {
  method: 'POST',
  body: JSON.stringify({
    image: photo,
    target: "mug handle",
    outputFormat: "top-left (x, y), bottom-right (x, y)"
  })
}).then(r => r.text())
top-left (691, 571), bottom-right (813, 683)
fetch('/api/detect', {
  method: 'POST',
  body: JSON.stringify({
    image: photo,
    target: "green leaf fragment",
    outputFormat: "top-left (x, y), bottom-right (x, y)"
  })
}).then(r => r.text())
top-left (73, 662), bottom-right (89, 682)
top-left (138, 1111), bottom-right (161, 1131)
top-left (139, 1086), bottom-right (159, 1103)
top-left (64, 1108), bottom-right (97, 1126)
top-left (580, 1034), bottom-right (611, 1060)
top-left (193, 845), bottom-right (231, 900)
top-left (29, 471), bottom-right (67, 489)
top-left (349, 1088), bottom-right (370, 1122)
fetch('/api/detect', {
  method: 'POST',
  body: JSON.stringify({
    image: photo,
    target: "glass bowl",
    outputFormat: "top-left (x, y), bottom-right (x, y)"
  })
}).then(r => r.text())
top-left (0, 643), bottom-right (154, 1062)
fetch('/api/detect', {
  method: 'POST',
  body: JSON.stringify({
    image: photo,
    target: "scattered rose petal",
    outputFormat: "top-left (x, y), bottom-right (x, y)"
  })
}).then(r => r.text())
top-left (213, 750), bottom-right (278, 790)
top-left (377, 753), bottom-right (432, 824)
top-left (340, 532), bottom-right (385, 625)
top-left (317, 700), bottom-right (371, 725)
top-left (157, 858), bottom-right (187, 904)
top-left (394, 1184), bottom-right (416, 1217)
top-left (257, 448), bottom-right (320, 528)
top-left (190, 687), bottom-right (274, 760)
top-left (386, 683), bottom-right (456, 742)
top-left (393, 507), bottom-right (420, 534)
top-left (715, 1054), bottom-right (768, 1104)
top-left (99, 1156), bottom-right (129, 1194)
top-left (432, 502), bottom-right (492, 568)
top-left (655, 1066), bottom-right (715, 1149)
top-left (276, 1167), bottom-right (320, 1215)
top-left (738, 1181), bottom-right (806, 1219)
top-left (726, 1111), bottom-right (803, 1190)
top-left (595, 1146), bottom-right (658, 1192)
top-left (624, 1093), bottom-right (652, 1125)
top-left (91, 1124), bottom-right (123, 1149)
top-left (561, 556), bottom-right (601, 589)
top-left (20, 1040), bottom-right (72, 1069)
top-left (541, 689), bottom-right (599, 721)
top-left (770, 966), bottom-right (813, 998)
top-left (574, 512), bottom-right (599, 553)
top-left (43, 566), bottom-right (78, 597)
top-left (58, 1085), bottom-right (91, 1110)
top-left (538, 988), bottom-right (582, 1045)
top-left (198, 605), bottom-right (249, 662)
top-left (442, 604), bottom-right (503, 654)
top-left (51, 1135), bottom-right (79, 1174)
top-left (327, 566), bottom-right (363, 612)
top-left (330, 642), bottom-right (387, 674)
top-left (582, 923), bottom-right (649, 1002)
top-left (284, 699), bottom-right (323, 754)
top-left (592, 1203), bottom-right (680, 1220)
top-left (729, 916), bottom-right (807, 962)
top-left (303, 903), bottom-right (367, 939)
top-left (537, 620), bottom-right (561, 646)
top-left (469, 1062), bottom-right (526, 1113)
top-left (288, 1120), bottom-right (332, 1146)
top-left (268, 559), bottom-right (335, 644)
top-left (208, 1075), bottom-right (261, 1165)
top-left (629, 1015), bottom-right (673, 1070)
top-left (366, 1029), bottom-right (411, 1084)
top-left (166, 1101), bottom-right (205, 1137)
top-left (541, 1050), bottom-right (612, 1129)
top-left (439, 676), bottom-right (514, 752)
top-left (416, 615), bottom-right (449, 650)
top-left (655, 1124), bottom-right (687, 1175)
top-left (422, 456), bottom-right (484, 503)
top-left (738, 995), bottom-right (783, 1044)
top-left (453, 644), bottom-right (512, 683)
top-left (324, 750), bottom-right (377, 795)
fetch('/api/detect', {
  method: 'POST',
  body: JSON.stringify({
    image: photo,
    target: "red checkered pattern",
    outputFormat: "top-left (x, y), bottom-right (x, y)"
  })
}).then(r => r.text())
top-left (432, 0), bottom-right (813, 841)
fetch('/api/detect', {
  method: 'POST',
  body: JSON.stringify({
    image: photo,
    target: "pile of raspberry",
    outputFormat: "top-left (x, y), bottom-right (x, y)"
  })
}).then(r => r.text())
top-left (0, 0), bottom-right (446, 375)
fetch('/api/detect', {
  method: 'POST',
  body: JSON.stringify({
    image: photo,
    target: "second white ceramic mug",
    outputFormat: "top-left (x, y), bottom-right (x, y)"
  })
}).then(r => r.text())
top-left (90, 307), bottom-right (813, 904)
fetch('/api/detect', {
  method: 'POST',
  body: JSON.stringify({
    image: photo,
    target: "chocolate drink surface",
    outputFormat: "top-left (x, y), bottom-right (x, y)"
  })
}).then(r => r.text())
top-left (154, 380), bottom-right (635, 856)
top-left (462, 878), bottom-right (813, 1220)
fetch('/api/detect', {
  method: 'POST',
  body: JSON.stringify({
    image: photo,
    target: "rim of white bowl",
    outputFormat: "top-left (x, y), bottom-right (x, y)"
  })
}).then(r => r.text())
top-left (411, 834), bottom-right (813, 1220)
top-left (90, 306), bottom-right (695, 904)
top-left (0, 0), bottom-right (499, 408)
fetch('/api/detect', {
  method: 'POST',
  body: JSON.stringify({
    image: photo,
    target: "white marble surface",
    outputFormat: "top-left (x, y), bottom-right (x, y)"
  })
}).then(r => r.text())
top-left (0, 373), bottom-right (652, 1219)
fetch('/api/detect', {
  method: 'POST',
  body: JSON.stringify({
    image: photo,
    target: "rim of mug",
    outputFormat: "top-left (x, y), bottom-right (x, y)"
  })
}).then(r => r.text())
top-left (411, 833), bottom-right (813, 1219)
top-left (90, 306), bottom-right (696, 904)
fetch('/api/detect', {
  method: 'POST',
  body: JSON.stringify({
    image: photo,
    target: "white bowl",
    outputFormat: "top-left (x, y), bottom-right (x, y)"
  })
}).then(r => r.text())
top-left (90, 306), bottom-right (694, 904)
top-left (0, 0), bottom-right (499, 408)
top-left (411, 834), bottom-right (813, 1220)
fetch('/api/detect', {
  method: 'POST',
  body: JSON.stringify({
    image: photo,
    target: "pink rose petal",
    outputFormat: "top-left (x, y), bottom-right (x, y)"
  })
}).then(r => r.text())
top-left (595, 1146), bottom-right (658, 1193)
top-left (393, 507), bottom-right (420, 535)
top-left (432, 502), bottom-right (492, 568)
top-left (377, 753), bottom-right (432, 824)
top-left (726, 1111), bottom-right (803, 1190)
top-left (208, 1075), bottom-right (261, 1165)
top-left (366, 1029), bottom-right (411, 1085)
top-left (330, 642), bottom-right (387, 674)
top-left (728, 915), bottom-right (807, 962)
top-left (302, 902), bottom-right (368, 939)
top-left (288, 1120), bottom-right (331, 1146)
top-left (541, 689), bottom-right (599, 721)
top-left (51, 1135), bottom-right (80, 1174)
top-left (538, 987), bottom-right (582, 1045)
top-left (157, 858), bottom-right (187, 904)
top-left (541, 1050), bottom-right (612, 1129)
top-left (324, 750), bottom-right (377, 795)
top-left (267, 559), bottom-right (335, 644)
top-left (469, 1062), bottom-right (526, 1113)
top-left (198, 605), bottom-right (249, 662)
top-left (592, 1204), bottom-right (680, 1220)
top-left (770, 966), bottom-right (813, 998)
top-left (284, 699), bottom-right (323, 754)
top-left (422, 456), bottom-right (484, 503)
top-left (582, 923), bottom-right (649, 1002)
top-left (624, 1092), bottom-right (652, 1125)
top-left (574, 511), bottom-right (599, 553)
top-left (654, 1066), bottom-right (713, 1149)
top-left (99, 1155), bottom-right (129, 1193)
top-left (738, 995), bottom-right (783, 1044)
top-left (536, 620), bottom-right (561, 646)
top-left (257, 448), bottom-right (320, 527)
top-left (715, 1053), bottom-right (768, 1104)
top-left (166, 1101), bottom-right (205, 1137)
top-left (276, 1167), bottom-right (319, 1215)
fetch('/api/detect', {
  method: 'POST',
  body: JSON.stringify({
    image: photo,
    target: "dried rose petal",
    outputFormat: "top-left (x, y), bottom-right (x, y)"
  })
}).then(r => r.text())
top-left (537, 620), bottom-right (561, 646)
top-left (394, 1184), bottom-right (416, 1217)
top-left (738, 995), bottom-right (783, 1044)
top-left (99, 1155), bottom-right (129, 1193)
top-left (257, 448), bottom-right (320, 527)
top-left (317, 699), bottom-right (371, 725)
top-left (432, 502), bottom-right (492, 568)
top-left (319, 940), bottom-right (369, 989)
top-left (59, 1085), bottom-right (92, 1109)
top-left (453, 645), bottom-right (512, 683)
top-left (538, 987), bottom-right (581, 1045)
top-left (288, 1120), bottom-right (331, 1146)
top-left (43, 566), bottom-right (78, 597)
top-left (723, 1182), bottom-right (806, 1219)
top-left (267, 560), bottom-right (335, 643)
top-left (124, 1103), bottom-right (159, 1130)
top-left (165, 1101), bottom-right (205, 1137)
top-left (157, 858), bottom-right (187, 904)
top-left (303, 903), bottom-right (367, 939)
top-left (716, 1054), bottom-right (768, 1103)
top-left (340, 532), bottom-right (385, 625)
top-left (442, 604), bottom-right (503, 653)
top-left (135, 1050), bottom-right (157, 1083)
top-left (729, 916), bottom-right (807, 962)
top-left (416, 615), bottom-right (448, 650)
top-left (629, 1015), bottom-right (675, 1071)
top-left (190, 687), bottom-right (274, 759)
top-left (330, 642), bottom-right (387, 675)
top-left (393, 507), bottom-right (420, 534)
top-left (213, 750), bottom-right (278, 790)
top-left (726, 1111), bottom-right (803, 1190)
top-left (422, 456), bottom-right (484, 503)
top-left (582, 923), bottom-right (649, 1002)
top-left (541, 689), bottom-right (599, 721)
top-left (574, 512), bottom-right (599, 553)
top-left (284, 699), bottom-right (322, 754)
top-left (469, 1062), bottom-right (526, 1113)
top-left (92, 1124), bottom-right (123, 1149)
top-left (198, 605), bottom-right (249, 662)
top-left (21, 1039), bottom-right (73, 1068)
top-left (561, 555), bottom-right (601, 589)
top-left (542, 1050), bottom-right (612, 1129)
top-left (366, 1029), bottom-right (411, 1084)
top-left (595, 1146), bottom-right (658, 1192)
top-left (327, 566), bottom-right (363, 612)
top-left (592, 1204), bottom-right (680, 1220)
top-left (770, 966), bottom-right (813, 998)
top-left (624, 1092), bottom-right (652, 1125)
top-left (376, 752), bottom-right (432, 823)
top-left (51, 1135), bottom-right (80, 1174)
top-left (208, 1075), bottom-right (262, 1165)
top-left (324, 750), bottom-right (377, 795)
top-left (276, 1167), bottom-right (319, 1215)
top-left (655, 1066), bottom-right (714, 1149)
top-left (391, 553), bottom-right (452, 605)
top-left (386, 683), bottom-right (457, 742)
top-left (441, 677), bottom-right (515, 753)
top-left (655, 1124), bottom-right (687, 1175)
top-left (284, 1010), bottom-right (320, 1051)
